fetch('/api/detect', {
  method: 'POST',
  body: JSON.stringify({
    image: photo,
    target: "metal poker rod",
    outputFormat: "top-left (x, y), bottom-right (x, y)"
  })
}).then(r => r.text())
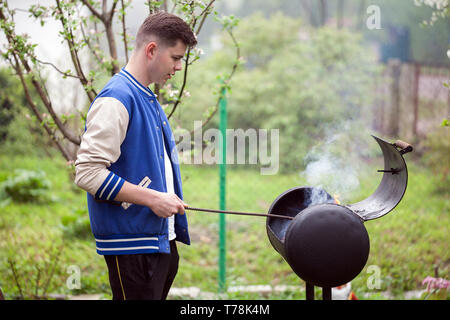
top-left (185, 206), bottom-right (294, 220)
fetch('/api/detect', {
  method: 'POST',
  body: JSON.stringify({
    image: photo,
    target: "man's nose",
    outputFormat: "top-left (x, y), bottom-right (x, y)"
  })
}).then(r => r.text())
top-left (174, 60), bottom-right (183, 71)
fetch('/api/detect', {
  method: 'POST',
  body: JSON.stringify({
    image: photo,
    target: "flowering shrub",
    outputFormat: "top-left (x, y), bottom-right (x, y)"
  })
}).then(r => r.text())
top-left (421, 276), bottom-right (450, 300)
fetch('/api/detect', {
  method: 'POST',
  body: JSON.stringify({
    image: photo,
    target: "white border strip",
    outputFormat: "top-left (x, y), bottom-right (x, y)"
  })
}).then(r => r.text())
top-left (95, 237), bottom-right (158, 242)
top-left (96, 246), bottom-right (159, 251)
top-left (119, 71), bottom-right (154, 98)
top-left (106, 177), bottom-right (122, 200)
top-left (98, 174), bottom-right (115, 199)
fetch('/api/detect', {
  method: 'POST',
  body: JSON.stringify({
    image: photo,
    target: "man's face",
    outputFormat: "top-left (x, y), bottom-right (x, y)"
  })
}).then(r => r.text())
top-left (150, 40), bottom-right (187, 85)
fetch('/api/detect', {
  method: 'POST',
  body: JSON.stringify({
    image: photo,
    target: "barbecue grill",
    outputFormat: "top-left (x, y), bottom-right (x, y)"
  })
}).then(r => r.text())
top-left (266, 135), bottom-right (413, 299)
top-left (187, 135), bottom-right (413, 300)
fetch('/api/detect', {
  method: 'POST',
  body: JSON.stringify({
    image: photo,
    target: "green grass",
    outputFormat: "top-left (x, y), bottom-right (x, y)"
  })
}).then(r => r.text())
top-left (0, 154), bottom-right (448, 300)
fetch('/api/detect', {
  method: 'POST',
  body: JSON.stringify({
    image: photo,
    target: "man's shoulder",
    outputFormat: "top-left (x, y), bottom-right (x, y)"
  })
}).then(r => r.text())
top-left (96, 75), bottom-right (142, 109)
top-left (102, 74), bottom-right (134, 96)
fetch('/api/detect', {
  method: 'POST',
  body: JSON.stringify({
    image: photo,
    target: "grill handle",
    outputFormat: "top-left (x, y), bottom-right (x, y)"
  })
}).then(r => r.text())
top-left (394, 140), bottom-right (413, 155)
top-left (185, 206), bottom-right (294, 220)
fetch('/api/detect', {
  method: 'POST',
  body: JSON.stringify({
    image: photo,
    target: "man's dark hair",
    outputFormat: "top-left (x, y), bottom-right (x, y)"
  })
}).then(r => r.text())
top-left (136, 12), bottom-right (197, 49)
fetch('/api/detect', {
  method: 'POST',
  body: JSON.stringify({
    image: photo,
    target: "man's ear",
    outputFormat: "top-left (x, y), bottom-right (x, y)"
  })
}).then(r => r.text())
top-left (145, 41), bottom-right (158, 60)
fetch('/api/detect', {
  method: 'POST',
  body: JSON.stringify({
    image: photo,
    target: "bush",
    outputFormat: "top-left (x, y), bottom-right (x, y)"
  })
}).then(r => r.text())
top-left (0, 169), bottom-right (52, 203)
top-left (60, 207), bottom-right (92, 240)
top-left (0, 68), bottom-right (51, 157)
top-left (1, 228), bottom-right (64, 299)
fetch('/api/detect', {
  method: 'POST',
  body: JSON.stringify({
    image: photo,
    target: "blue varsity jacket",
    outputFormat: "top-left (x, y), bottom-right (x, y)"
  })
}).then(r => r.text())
top-left (84, 68), bottom-right (190, 255)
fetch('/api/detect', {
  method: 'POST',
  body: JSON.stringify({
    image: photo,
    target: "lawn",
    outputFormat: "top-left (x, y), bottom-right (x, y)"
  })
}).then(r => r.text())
top-left (0, 153), bottom-right (448, 300)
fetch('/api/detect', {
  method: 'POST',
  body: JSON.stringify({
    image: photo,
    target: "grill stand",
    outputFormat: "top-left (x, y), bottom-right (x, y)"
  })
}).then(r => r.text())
top-left (322, 286), bottom-right (331, 300)
top-left (305, 283), bottom-right (331, 300)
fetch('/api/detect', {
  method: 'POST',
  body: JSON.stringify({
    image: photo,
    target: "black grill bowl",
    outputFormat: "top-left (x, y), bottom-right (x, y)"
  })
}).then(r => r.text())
top-left (284, 203), bottom-right (370, 287)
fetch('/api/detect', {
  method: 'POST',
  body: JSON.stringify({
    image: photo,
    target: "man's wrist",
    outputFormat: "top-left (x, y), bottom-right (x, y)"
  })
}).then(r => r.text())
top-left (141, 187), bottom-right (161, 208)
top-left (114, 180), bottom-right (160, 209)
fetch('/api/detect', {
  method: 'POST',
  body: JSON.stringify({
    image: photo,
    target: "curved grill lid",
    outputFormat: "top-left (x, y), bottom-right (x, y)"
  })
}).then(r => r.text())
top-left (345, 135), bottom-right (410, 221)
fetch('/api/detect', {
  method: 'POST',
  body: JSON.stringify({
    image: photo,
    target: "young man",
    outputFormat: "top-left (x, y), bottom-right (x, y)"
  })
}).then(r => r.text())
top-left (74, 12), bottom-right (197, 300)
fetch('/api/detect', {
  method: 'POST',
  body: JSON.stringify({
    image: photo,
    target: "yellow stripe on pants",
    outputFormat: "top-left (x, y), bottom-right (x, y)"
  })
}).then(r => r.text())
top-left (115, 256), bottom-right (126, 300)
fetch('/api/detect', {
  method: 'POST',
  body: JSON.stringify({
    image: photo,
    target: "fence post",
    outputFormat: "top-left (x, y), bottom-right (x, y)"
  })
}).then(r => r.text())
top-left (373, 66), bottom-right (387, 133)
top-left (388, 59), bottom-right (401, 137)
top-left (413, 63), bottom-right (420, 137)
top-left (218, 87), bottom-right (227, 293)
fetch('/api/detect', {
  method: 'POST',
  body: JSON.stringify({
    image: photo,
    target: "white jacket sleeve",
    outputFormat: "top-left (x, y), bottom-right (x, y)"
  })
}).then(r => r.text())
top-left (74, 97), bottom-right (129, 200)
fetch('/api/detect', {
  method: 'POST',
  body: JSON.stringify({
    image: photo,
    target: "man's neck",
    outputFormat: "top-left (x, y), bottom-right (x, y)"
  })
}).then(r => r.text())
top-left (124, 56), bottom-right (153, 88)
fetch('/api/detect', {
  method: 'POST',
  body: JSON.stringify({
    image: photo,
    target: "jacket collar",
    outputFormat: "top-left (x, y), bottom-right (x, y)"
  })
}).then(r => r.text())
top-left (119, 68), bottom-right (156, 99)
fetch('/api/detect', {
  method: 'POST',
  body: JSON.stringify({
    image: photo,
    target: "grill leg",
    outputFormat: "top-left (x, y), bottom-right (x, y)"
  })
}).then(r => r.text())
top-left (306, 282), bottom-right (314, 300)
top-left (322, 287), bottom-right (332, 300)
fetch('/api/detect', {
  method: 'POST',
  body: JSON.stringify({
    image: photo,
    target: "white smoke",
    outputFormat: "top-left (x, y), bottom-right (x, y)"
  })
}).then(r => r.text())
top-left (301, 121), bottom-right (374, 204)
top-left (304, 153), bottom-right (360, 202)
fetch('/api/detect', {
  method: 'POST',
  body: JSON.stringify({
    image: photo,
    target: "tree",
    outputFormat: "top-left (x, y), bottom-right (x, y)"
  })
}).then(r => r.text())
top-left (0, 0), bottom-right (240, 162)
top-left (414, 0), bottom-right (450, 25)
top-left (0, 67), bottom-right (51, 156)
top-left (176, 12), bottom-right (380, 172)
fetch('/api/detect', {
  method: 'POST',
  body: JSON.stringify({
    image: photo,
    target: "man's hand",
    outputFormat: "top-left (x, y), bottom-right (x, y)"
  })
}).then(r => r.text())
top-left (113, 180), bottom-right (188, 217)
top-left (149, 191), bottom-right (187, 218)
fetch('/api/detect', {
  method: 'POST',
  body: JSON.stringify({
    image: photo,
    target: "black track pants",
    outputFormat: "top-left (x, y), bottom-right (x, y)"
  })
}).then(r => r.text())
top-left (104, 240), bottom-right (179, 300)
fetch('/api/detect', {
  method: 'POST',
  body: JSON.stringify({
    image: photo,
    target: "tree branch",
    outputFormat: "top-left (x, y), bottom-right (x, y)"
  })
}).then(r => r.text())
top-left (174, 26), bottom-right (241, 144)
top-left (10, 52), bottom-right (73, 160)
top-left (104, 18), bottom-right (120, 74)
top-left (0, 4), bottom-right (81, 149)
top-left (195, 0), bottom-right (215, 35)
top-left (79, 0), bottom-right (103, 20)
top-left (77, 8), bottom-right (104, 66)
top-left (168, 46), bottom-right (191, 119)
top-left (300, 0), bottom-right (317, 27)
top-left (55, 0), bottom-right (97, 102)
top-left (319, 0), bottom-right (328, 26)
top-left (34, 58), bottom-right (83, 80)
top-left (79, 0), bottom-right (119, 75)
top-left (107, 0), bottom-right (119, 22)
top-left (190, 28), bottom-right (240, 130)
top-left (104, 0), bottom-right (120, 74)
top-left (167, 0), bottom-right (215, 119)
top-left (120, 0), bottom-right (129, 63)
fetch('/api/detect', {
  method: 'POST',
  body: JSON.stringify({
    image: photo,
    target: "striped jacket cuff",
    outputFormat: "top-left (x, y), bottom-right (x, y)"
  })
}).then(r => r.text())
top-left (94, 171), bottom-right (125, 201)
